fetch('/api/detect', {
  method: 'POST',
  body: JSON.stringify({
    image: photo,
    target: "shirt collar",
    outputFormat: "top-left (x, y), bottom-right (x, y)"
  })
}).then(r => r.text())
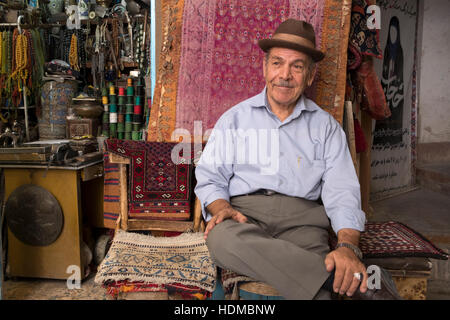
top-left (249, 87), bottom-right (317, 119)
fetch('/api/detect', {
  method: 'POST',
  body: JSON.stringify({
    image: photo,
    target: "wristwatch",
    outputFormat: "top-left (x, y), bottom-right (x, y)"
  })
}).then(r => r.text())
top-left (335, 242), bottom-right (363, 260)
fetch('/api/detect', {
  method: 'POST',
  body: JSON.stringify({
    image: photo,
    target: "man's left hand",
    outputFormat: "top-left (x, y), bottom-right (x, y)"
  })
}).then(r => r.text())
top-left (324, 247), bottom-right (368, 296)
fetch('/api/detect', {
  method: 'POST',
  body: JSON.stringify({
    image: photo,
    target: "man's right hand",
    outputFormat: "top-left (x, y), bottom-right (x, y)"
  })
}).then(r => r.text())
top-left (204, 199), bottom-right (248, 239)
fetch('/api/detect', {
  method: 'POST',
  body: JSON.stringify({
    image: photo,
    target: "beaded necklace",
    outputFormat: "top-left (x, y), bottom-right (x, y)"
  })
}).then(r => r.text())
top-left (2, 31), bottom-right (12, 104)
top-left (69, 33), bottom-right (80, 71)
top-left (11, 30), bottom-right (29, 87)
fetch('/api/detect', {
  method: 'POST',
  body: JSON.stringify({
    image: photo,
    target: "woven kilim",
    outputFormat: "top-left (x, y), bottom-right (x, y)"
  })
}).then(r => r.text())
top-left (103, 152), bottom-right (121, 229)
top-left (148, 0), bottom-right (352, 142)
top-left (105, 139), bottom-right (194, 220)
top-left (221, 221), bottom-right (448, 292)
top-left (95, 230), bottom-right (217, 292)
top-left (330, 221), bottom-right (449, 260)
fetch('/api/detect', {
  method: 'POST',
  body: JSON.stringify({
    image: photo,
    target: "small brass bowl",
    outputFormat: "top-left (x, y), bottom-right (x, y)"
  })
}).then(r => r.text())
top-left (72, 100), bottom-right (103, 118)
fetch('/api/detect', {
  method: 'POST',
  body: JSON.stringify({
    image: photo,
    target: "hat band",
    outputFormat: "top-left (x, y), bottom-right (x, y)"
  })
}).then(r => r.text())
top-left (272, 33), bottom-right (315, 49)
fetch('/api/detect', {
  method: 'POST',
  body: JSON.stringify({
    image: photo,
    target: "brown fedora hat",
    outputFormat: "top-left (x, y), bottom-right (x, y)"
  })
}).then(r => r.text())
top-left (258, 19), bottom-right (325, 62)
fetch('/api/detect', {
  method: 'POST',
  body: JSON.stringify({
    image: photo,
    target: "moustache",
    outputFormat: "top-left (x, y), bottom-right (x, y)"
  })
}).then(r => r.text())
top-left (274, 80), bottom-right (293, 88)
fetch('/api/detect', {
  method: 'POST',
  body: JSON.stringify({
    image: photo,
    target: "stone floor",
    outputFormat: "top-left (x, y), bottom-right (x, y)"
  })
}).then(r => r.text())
top-left (1, 187), bottom-right (449, 300)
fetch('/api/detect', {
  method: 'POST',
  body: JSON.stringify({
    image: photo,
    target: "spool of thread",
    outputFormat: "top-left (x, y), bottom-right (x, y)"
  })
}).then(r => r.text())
top-left (118, 132), bottom-right (124, 140)
top-left (102, 96), bottom-right (108, 105)
top-left (133, 123), bottom-right (141, 131)
top-left (109, 86), bottom-right (115, 95)
top-left (109, 94), bottom-right (117, 104)
top-left (132, 131), bottom-right (140, 141)
top-left (118, 113), bottom-right (125, 123)
top-left (102, 122), bottom-right (109, 135)
top-left (118, 96), bottom-right (125, 105)
top-left (127, 78), bottom-right (133, 87)
top-left (135, 96), bottom-right (143, 106)
top-left (127, 96), bottom-right (134, 105)
top-left (103, 111), bottom-right (109, 122)
top-left (126, 105), bottom-right (133, 114)
top-left (110, 123), bottom-right (117, 138)
top-left (125, 122), bottom-right (132, 132)
top-left (109, 112), bottom-right (118, 123)
top-left (117, 122), bottom-right (125, 132)
top-left (109, 104), bottom-right (118, 113)
top-left (118, 105), bottom-right (125, 114)
top-left (101, 87), bottom-right (108, 97)
top-left (118, 87), bottom-right (125, 96)
top-left (133, 114), bottom-right (142, 123)
top-left (125, 132), bottom-right (132, 140)
top-left (135, 85), bottom-right (143, 97)
top-left (125, 114), bottom-right (132, 123)
top-left (134, 105), bottom-right (142, 114)
top-left (127, 86), bottom-right (134, 96)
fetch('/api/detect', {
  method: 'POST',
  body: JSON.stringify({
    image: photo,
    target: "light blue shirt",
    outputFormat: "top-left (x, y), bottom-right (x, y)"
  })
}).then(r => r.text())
top-left (194, 88), bottom-right (366, 234)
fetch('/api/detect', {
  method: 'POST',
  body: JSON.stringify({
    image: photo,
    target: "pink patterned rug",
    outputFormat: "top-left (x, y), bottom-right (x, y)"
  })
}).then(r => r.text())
top-left (148, 0), bottom-right (352, 142)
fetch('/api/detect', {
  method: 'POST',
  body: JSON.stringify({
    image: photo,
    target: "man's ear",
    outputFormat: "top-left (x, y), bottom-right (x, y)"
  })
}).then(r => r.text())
top-left (307, 64), bottom-right (317, 87)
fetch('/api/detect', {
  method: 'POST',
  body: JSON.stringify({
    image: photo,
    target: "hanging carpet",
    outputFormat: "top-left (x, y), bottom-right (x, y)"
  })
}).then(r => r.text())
top-left (148, 0), bottom-right (353, 142)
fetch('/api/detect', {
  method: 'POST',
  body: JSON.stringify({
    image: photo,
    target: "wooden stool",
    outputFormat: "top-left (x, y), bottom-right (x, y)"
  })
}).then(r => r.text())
top-left (238, 282), bottom-right (284, 300)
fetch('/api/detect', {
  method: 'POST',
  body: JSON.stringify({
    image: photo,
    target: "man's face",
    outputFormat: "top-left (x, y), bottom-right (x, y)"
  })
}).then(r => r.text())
top-left (263, 47), bottom-right (315, 109)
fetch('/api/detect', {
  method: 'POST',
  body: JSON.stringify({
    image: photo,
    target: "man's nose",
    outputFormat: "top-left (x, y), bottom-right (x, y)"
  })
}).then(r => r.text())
top-left (279, 64), bottom-right (292, 79)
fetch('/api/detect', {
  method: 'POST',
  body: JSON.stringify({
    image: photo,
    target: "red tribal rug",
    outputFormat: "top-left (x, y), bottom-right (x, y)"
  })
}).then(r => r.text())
top-left (330, 221), bottom-right (449, 260)
top-left (103, 280), bottom-right (212, 300)
top-left (148, 0), bottom-right (352, 142)
top-left (105, 139), bottom-right (194, 221)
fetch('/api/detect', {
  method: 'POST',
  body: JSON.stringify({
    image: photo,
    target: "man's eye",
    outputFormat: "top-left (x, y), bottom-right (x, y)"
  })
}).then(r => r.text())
top-left (272, 61), bottom-right (280, 66)
top-left (294, 65), bottom-right (304, 70)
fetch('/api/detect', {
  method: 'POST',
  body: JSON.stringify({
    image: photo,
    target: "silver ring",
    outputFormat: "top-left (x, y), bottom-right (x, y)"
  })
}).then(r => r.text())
top-left (353, 272), bottom-right (362, 281)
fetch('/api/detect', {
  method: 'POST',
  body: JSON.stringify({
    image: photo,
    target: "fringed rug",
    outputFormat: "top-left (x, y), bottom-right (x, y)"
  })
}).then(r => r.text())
top-left (95, 230), bottom-right (217, 292)
top-left (105, 139), bottom-right (195, 220)
top-left (103, 152), bottom-right (121, 229)
top-left (148, 0), bottom-right (352, 142)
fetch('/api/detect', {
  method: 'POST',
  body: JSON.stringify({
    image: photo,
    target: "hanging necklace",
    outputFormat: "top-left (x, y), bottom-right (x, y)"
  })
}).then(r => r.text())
top-left (69, 33), bottom-right (80, 71)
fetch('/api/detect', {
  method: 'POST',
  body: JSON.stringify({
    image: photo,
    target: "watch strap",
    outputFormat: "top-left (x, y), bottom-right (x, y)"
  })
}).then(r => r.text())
top-left (335, 242), bottom-right (363, 260)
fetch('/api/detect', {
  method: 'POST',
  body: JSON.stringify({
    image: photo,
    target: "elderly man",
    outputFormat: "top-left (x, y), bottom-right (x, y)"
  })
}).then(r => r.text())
top-left (194, 19), bottom-right (401, 300)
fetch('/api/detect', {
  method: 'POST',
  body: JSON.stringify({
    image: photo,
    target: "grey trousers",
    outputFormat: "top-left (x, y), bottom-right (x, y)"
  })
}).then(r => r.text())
top-left (206, 194), bottom-right (332, 300)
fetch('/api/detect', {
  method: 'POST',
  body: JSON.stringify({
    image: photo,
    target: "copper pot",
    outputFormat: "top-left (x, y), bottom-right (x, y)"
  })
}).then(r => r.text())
top-left (72, 100), bottom-right (103, 118)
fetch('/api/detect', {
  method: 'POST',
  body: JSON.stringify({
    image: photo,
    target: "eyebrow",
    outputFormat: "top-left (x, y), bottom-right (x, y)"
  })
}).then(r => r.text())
top-left (269, 55), bottom-right (307, 65)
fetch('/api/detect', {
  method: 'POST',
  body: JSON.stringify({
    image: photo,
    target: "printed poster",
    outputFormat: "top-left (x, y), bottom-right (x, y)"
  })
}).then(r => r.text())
top-left (370, 0), bottom-right (418, 199)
